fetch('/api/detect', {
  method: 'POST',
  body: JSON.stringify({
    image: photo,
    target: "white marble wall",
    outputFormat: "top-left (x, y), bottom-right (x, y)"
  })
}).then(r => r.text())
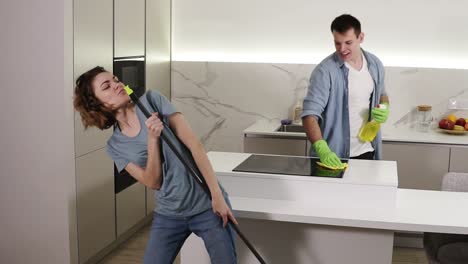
top-left (171, 61), bottom-right (468, 152)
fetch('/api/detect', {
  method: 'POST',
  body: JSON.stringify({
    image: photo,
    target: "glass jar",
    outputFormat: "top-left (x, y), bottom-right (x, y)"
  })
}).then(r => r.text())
top-left (417, 105), bottom-right (432, 132)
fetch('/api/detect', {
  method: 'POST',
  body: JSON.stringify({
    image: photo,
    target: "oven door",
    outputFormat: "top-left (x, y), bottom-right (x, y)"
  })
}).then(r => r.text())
top-left (113, 56), bottom-right (145, 98)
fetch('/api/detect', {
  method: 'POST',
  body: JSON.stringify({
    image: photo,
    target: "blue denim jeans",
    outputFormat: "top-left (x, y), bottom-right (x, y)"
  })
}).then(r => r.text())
top-left (143, 209), bottom-right (237, 264)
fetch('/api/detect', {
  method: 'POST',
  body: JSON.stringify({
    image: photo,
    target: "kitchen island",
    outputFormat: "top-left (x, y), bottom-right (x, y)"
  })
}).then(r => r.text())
top-left (242, 119), bottom-right (468, 248)
top-left (180, 151), bottom-right (468, 264)
top-left (181, 152), bottom-right (395, 264)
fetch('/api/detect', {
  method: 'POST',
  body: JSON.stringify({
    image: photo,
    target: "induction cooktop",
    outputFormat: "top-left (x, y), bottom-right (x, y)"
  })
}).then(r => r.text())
top-left (232, 154), bottom-right (347, 178)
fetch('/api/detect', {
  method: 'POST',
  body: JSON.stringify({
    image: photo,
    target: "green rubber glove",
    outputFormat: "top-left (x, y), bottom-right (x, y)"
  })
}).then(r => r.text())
top-left (371, 103), bottom-right (389, 123)
top-left (313, 139), bottom-right (343, 168)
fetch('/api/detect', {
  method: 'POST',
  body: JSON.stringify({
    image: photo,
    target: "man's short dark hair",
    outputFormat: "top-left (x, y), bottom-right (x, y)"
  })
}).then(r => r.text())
top-left (331, 14), bottom-right (361, 37)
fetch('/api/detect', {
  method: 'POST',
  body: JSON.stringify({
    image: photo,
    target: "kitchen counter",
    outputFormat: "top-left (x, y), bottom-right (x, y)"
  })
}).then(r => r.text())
top-left (244, 120), bottom-right (468, 145)
top-left (181, 151), bottom-right (468, 264)
top-left (208, 151), bottom-right (468, 234)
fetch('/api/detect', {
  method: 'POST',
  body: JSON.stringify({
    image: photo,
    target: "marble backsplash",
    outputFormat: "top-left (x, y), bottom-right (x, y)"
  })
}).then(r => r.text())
top-left (171, 61), bottom-right (468, 152)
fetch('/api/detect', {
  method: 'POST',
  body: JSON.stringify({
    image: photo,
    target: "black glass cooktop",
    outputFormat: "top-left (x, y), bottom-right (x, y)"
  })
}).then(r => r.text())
top-left (232, 154), bottom-right (347, 178)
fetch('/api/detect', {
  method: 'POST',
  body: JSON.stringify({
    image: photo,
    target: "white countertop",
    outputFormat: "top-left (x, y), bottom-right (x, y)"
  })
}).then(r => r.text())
top-left (228, 189), bottom-right (468, 235)
top-left (244, 120), bottom-right (468, 145)
top-left (382, 126), bottom-right (468, 145)
top-left (209, 151), bottom-right (468, 234)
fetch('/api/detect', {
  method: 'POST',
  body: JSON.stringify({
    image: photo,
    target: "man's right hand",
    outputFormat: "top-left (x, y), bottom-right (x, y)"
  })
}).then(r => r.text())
top-left (313, 139), bottom-right (343, 167)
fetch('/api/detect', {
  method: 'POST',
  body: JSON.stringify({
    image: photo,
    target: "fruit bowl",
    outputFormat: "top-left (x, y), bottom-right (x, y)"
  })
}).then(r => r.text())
top-left (437, 128), bottom-right (468, 135)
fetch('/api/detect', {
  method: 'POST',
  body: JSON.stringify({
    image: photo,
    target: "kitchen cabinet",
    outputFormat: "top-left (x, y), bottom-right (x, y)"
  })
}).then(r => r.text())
top-left (382, 142), bottom-right (450, 190)
top-left (74, 0), bottom-right (113, 157)
top-left (116, 183), bottom-right (146, 236)
top-left (73, 0), bottom-right (172, 261)
top-left (114, 0), bottom-right (145, 57)
top-left (306, 140), bottom-right (312, 156)
top-left (449, 146), bottom-right (468, 172)
top-left (244, 136), bottom-right (307, 156)
top-left (74, 0), bottom-right (115, 263)
top-left (76, 149), bottom-right (115, 264)
top-left (146, 187), bottom-right (156, 215)
top-left (382, 142), bottom-right (451, 248)
top-left (145, 0), bottom-right (171, 216)
top-left (146, 0), bottom-right (171, 99)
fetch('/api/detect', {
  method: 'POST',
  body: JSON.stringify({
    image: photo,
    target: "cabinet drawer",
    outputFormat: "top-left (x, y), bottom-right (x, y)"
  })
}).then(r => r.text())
top-left (449, 146), bottom-right (468, 173)
top-left (383, 143), bottom-right (449, 190)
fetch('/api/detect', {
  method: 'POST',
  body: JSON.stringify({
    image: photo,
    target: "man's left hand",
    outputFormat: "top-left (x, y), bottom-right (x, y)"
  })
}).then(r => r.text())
top-left (372, 104), bottom-right (389, 123)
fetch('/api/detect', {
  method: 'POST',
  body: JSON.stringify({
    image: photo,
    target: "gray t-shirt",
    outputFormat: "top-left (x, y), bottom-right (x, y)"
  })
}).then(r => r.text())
top-left (106, 90), bottom-right (223, 217)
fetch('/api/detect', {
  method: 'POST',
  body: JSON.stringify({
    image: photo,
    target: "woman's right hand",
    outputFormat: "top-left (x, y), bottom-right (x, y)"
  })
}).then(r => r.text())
top-left (145, 113), bottom-right (164, 138)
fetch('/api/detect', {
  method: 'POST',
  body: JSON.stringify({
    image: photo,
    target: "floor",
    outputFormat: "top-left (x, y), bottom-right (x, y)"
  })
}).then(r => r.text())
top-left (98, 224), bottom-right (428, 264)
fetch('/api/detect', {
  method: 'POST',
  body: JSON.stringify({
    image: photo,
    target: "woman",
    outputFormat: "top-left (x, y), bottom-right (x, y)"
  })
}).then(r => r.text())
top-left (74, 66), bottom-right (238, 264)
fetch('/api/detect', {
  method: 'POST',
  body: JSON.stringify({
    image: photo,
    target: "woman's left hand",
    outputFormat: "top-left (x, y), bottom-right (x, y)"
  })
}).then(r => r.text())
top-left (212, 195), bottom-right (238, 227)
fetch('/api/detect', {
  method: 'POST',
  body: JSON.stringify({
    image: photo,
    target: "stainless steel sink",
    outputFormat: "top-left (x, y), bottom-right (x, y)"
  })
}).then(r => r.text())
top-left (275, 124), bottom-right (306, 133)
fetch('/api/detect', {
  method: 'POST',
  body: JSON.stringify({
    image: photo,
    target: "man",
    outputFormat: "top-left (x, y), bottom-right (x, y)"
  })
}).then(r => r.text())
top-left (302, 14), bottom-right (389, 167)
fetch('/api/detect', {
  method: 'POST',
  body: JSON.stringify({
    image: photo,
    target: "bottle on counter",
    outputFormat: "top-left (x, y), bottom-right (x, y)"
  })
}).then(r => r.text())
top-left (358, 104), bottom-right (387, 142)
top-left (292, 100), bottom-right (303, 125)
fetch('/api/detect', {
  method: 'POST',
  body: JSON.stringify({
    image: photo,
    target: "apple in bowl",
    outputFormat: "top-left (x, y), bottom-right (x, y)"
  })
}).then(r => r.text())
top-left (455, 118), bottom-right (466, 127)
top-left (439, 119), bottom-right (455, 130)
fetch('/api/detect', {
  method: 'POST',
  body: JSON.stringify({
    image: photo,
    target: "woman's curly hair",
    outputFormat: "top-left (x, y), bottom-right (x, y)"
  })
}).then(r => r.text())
top-left (73, 66), bottom-right (117, 130)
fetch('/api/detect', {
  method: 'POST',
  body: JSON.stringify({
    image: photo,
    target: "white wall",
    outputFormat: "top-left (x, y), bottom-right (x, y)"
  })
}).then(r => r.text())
top-left (0, 0), bottom-right (76, 263)
top-left (173, 0), bottom-right (468, 69)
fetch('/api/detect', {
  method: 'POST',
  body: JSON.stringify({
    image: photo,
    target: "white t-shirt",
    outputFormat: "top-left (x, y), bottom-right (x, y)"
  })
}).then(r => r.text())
top-left (345, 55), bottom-right (375, 157)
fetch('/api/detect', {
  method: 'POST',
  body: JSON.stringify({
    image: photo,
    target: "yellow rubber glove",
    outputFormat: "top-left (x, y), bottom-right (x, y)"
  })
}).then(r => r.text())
top-left (313, 139), bottom-right (343, 168)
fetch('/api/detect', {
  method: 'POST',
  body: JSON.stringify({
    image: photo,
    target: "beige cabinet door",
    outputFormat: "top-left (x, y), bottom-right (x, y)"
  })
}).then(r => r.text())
top-left (114, 0), bottom-right (145, 57)
top-left (116, 183), bottom-right (146, 236)
top-left (146, 0), bottom-right (171, 99)
top-left (147, 187), bottom-right (156, 215)
top-left (244, 137), bottom-right (307, 156)
top-left (74, 0), bottom-right (113, 157)
top-left (76, 149), bottom-right (115, 264)
top-left (305, 140), bottom-right (313, 157)
top-left (145, 0), bottom-right (170, 216)
top-left (449, 146), bottom-right (468, 173)
top-left (382, 142), bottom-right (449, 190)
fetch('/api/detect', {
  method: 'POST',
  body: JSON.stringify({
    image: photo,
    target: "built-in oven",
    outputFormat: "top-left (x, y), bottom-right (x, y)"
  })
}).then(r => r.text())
top-left (113, 56), bottom-right (146, 98)
top-left (113, 56), bottom-right (145, 193)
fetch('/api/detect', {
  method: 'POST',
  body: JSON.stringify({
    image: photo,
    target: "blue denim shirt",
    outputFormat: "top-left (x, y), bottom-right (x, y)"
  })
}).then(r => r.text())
top-left (301, 50), bottom-right (387, 159)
